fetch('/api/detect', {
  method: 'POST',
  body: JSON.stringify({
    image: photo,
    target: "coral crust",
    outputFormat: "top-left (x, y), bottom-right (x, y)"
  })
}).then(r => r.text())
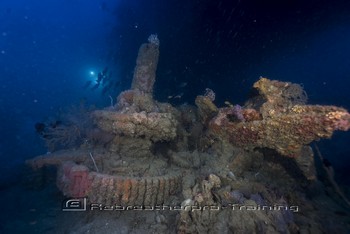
top-left (209, 78), bottom-right (350, 157)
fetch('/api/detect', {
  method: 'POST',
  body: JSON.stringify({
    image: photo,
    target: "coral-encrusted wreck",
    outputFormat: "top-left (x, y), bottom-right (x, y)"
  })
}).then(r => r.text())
top-left (27, 36), bottom-right (350, 233)
top-left (206, 77), bottom-right (350, 157)
top-left (28, 35), bottom-right (183, 206)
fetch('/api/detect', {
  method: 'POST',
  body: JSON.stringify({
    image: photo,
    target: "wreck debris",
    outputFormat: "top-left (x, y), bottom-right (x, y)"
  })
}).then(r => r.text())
top-left (28, 35), bottom-right (183, 208)
top-left (94, 34), bottom-right (179, 143)
top-left (57, 161), bottom-right (182, 205)
top-left (131, 34), bottom-right (159, 94)
top-left (208, 77), bottom-right (350, 157)
top-left (195, 94), bottom-right (218, 125)
top-left (26, 36), bottom-right (350, 233)
top-left (294, 146), bottom-right (317, 180)
top-left (26, 149), bottom-right (103, 170)
top-left (93, 111), bottom-right (178, 142)
top-left (314, 144), bottom-right (350, 207)
top-left (178, 174), bottom-right (299, 233)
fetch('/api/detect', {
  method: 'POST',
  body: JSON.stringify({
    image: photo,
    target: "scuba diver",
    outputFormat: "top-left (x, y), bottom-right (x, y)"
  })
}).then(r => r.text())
top-left (83, 66), bottom-right (120, 94)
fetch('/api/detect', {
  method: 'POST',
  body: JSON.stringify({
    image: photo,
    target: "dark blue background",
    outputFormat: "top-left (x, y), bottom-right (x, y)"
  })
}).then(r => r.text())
top-left (1, 0), bottom-right (350, 185)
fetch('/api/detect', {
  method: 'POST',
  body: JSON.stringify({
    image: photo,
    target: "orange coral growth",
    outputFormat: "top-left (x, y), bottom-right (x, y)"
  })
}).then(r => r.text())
top-left (242, 108), bottom-right (262, 121)
top-left (208, 78), bottom-right (350, 157)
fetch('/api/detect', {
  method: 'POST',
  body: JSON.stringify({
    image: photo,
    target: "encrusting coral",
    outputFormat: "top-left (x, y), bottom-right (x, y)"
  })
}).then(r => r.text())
top-left (26, 36), bottom-right (350, 233)
top-left (93, 111), bottom-right (178, 142)
top-left (208, 77), bottom-right (350, 157)
top-left (28, 35), bottom-right (183, 206)
top-left (131, 34), bottom-right (160, 94)
top-left (57, 161), bottom-right (182, 205)
top-left (93, 34), bottom-right (179, 143)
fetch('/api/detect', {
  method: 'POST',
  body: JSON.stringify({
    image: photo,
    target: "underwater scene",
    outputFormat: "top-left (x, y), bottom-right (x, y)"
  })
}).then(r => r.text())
top-left (1, 0), bottom-right (350, 233)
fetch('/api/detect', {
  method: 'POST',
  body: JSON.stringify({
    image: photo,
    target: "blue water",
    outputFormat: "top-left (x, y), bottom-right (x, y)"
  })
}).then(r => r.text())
top-left (1, 0), bottom-right (350, 232)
